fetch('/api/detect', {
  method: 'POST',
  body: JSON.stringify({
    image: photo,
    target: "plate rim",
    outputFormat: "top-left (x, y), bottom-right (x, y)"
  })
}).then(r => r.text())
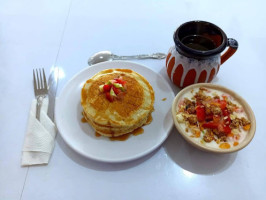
top-left (55, 61), bottom-right (175, 162)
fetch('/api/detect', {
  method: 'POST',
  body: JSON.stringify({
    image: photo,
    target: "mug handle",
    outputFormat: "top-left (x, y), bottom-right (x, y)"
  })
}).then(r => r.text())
top-left (221, 38), bottom-right (238, 65)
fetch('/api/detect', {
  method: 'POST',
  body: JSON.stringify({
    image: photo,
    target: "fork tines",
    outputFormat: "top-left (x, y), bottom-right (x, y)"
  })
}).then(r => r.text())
top-left (33, 68), bottom-right (48, 120)
top-left (33, 68), bottom-right (48, 95)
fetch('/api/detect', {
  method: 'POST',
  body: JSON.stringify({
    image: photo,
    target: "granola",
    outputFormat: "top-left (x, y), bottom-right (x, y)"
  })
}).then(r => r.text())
top-left (176, 87), bottom-right (251, 149)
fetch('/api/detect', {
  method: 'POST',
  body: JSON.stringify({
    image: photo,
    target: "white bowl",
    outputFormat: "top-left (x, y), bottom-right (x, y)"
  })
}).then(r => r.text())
top-left (171, 83), bottom-right (256, 153)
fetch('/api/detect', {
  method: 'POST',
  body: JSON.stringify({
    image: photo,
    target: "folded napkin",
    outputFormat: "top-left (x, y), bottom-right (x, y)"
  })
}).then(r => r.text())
top-left (21, 98), bottom-right (57, 166)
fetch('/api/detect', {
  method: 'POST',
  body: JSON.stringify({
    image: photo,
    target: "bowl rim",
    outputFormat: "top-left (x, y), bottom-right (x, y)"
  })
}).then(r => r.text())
top-left (171, 83), bottom-right (256, 153)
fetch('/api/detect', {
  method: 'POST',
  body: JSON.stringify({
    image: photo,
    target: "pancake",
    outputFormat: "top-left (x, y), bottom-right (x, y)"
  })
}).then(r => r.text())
top-left (81, 68), bottom-right (154, 137)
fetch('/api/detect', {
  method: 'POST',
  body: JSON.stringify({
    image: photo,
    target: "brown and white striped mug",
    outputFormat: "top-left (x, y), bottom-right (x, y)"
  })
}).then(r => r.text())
top-left (166, 21), bottom-right (238, 88)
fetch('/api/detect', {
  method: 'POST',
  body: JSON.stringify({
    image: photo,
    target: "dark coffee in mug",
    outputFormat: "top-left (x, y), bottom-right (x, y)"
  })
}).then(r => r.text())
top-left (181, 35), bottom-right (216, 51)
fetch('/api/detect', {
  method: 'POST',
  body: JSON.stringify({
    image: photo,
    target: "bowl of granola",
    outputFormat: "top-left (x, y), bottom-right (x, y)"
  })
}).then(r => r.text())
top-left (172, 83), bottom-right (256, 153)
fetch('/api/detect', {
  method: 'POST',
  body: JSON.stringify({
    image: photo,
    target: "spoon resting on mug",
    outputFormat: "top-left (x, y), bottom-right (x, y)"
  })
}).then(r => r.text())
top-left (88, 51), bottom-right (166, 65)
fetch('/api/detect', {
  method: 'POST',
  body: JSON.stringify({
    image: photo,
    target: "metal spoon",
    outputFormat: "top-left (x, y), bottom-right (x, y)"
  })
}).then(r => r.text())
top-left (88, 51), bottom-right (166, 65)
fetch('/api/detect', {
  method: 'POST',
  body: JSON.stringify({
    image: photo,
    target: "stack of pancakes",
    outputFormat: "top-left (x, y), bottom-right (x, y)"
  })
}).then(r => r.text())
top-left (81, 68), bottom-right (155, 137)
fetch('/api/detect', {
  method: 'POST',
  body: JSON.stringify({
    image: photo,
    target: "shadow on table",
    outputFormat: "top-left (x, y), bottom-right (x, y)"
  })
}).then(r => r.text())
top-left (163, 129), bottom-right (237, 175)
top-left (56, 134), bottom-right (159, 171)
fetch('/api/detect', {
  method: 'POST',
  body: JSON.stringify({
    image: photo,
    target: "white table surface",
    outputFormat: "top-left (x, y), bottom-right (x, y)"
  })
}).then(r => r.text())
top-left (0, 0), bottom-right (265, 199)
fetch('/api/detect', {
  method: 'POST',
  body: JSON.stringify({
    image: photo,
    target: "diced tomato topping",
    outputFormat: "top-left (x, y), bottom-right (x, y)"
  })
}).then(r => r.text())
top-left (203, 122), bottom-right (231, 135)
top-left (219, 100), bottom-right (227, 110)
top-left (114, 78), bottom-right (126, 85)
top-left (112, 87), bottom-right (121, 95)
top-left (223, 126), bottom-right (231, 134)
top-left (222, 108), bottom-right (229, 116)
top-left (213, 99), bottom-right (227, 110)
top-left (202, 122), bottom-right (219, 129)
top-left (218, 124), bottom-right (231, 134)
top-left (100, 77), bottom-right (127, 102)
top-left (103, 84), bottom-right (111, 92)
top-left (196, 106), bottom-right (205, 122)
top-left (221, 108), bottom-right (231, 125)
top-left (105, 92), bottom-right (113, 102)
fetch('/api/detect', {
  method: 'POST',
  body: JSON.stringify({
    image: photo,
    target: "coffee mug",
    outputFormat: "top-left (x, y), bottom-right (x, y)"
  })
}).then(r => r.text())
top-left (166, 20), bottom-right (238, 88)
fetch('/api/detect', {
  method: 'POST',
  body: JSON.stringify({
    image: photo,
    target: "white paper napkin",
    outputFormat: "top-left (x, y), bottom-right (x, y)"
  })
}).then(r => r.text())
top-left (21, 98), bottom-right (57, 166)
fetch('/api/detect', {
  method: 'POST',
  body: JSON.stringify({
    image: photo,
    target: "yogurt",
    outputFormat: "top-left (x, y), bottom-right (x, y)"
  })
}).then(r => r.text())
top-left (176, 87), bottom-right (251, 150)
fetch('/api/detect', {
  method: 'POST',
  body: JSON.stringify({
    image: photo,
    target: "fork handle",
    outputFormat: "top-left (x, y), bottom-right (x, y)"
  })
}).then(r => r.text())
top-left (36, 96), bottom-right (43, 121)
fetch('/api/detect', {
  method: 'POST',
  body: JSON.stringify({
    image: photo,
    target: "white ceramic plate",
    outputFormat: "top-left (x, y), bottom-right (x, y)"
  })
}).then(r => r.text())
top-left (55, 61), bottom-right (174, 162)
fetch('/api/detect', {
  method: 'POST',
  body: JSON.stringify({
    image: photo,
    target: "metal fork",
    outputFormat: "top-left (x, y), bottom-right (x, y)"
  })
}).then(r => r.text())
top-left (33, 68), bottom-right (48, 121)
